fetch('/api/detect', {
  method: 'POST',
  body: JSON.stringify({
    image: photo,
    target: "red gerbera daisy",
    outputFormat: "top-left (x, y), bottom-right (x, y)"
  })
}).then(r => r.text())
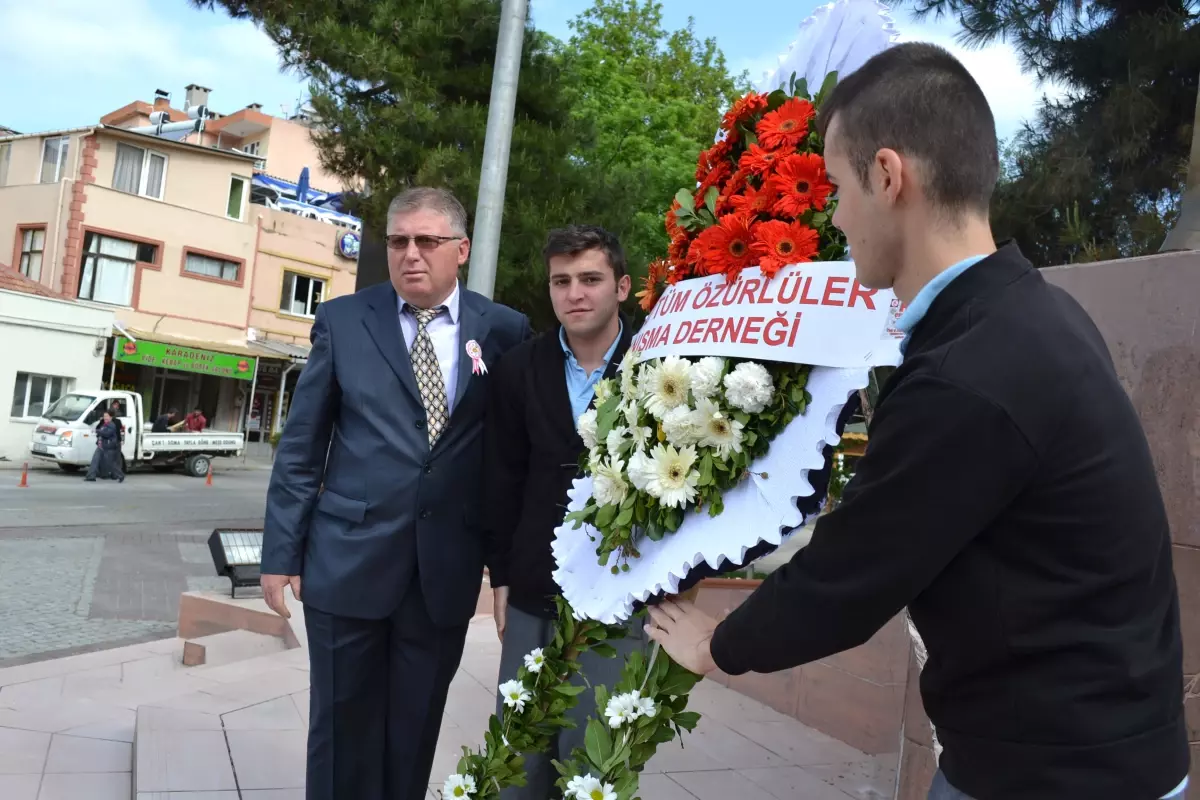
top-left (739, 143), bottom-right (795, 176)
top-left (668, 231), bottom-right (690, 268)
top-left (767, 153), bottom-right (834, 218)
top-left (695, 139), bottom-right (733, 182)
top-left (752, 220), bottom-right (821, 277)
top-left (728, 183), bottom-right (779, 216)
top-left (721, 92), bottom-right (769, 132)
top-left (693, 213), bottom-right (757, 280)
top-left (695, 160), bottom-right (731, 209)
top-left (756, 97), bottom-right (816, 150)
top-left (637, 259), bottom-right (669, 311)
top-left (665, 200), bottom-right (682, 239)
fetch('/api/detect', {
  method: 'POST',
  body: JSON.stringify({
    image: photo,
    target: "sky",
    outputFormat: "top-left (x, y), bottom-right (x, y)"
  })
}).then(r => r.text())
top-left (0, 0), bottom-right (1063, 141)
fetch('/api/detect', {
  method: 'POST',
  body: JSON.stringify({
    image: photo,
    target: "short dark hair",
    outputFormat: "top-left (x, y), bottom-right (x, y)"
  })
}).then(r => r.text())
top-left (542, 225), bottom-right (626, 279)
top-left (817, 42), bottom-right (999, 215)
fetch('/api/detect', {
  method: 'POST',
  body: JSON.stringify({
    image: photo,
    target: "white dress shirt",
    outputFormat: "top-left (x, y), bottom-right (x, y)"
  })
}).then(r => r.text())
top-left (398, 281), bottom-right (461, 415)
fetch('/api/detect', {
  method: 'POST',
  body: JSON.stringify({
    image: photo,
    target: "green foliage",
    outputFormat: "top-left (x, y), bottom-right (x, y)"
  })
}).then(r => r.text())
top-left (905, 0), bottom-right (1199, 264)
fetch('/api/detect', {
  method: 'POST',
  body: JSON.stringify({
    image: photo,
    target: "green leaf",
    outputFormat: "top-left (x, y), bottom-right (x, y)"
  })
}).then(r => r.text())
top-left (704, 186), bottom-right (719, 215)
top-left (615, 505), bottom-right (634, 527)
top-left (553, 683), bottom-right (588, 697)
top-left (595, 394), bottom-right (622, 441)
top-left (699, 453), bottom-right (714, 487)
top-left (674, 188), bottom-right (696, 212)
top-left (584, 718), bottom-right (612, 768)
top-left (810, 212), bottom-right (828, 227)
top-left (796, 76), bottom-right (810, 100)
top-left (815, 71), bottom-right (839, 107)
top-left (674, 711), bottom-right (702, 731)
top-left (595, 503), bottom-right (617, 529)
top-left (766, 88), bottom-right (790, 111)
top-left (591, 642), bottom-right (618, 659)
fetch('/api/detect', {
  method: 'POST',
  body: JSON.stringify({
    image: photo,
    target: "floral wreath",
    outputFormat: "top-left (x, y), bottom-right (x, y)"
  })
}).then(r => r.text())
top-left (443, 73), bottom-right (843, 800)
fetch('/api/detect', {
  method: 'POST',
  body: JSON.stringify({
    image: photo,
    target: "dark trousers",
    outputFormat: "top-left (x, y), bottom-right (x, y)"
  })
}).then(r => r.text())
top-left (304, 580), bottom-right (468, 800)
top-left (495, 605), bottom-right (648, 800)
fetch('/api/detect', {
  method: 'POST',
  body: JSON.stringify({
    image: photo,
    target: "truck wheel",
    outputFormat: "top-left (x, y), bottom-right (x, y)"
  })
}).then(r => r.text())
top-left (185, 454), bottom-right (212, 478)
top-left (58, 464), bottom-right (81, 474)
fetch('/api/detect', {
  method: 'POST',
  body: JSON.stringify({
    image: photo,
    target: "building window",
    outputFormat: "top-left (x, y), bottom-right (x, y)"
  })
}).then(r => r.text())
top-left (242, 141), bottom-right (261, 156)
top-left (281, 271), bottom-right (324, 318)
top-left (40, 136), bottom-right (70, 184)
top-left (10, 373), bottom-right (70, 419)
top-left (18, 227), bottom-right (45, 280)
top-left (227, 175), bottom-right (248, 220)
top-left (0, 142), bottom-right (10, 187)
top-left (184, 251), bottom-right (240, 283)
top-left (112, 143), bottom-right (167, 200)
top-left (78, 232), bottom-right (145, 306)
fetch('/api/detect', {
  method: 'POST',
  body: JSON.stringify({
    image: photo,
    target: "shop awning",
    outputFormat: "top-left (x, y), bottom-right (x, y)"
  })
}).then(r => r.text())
top-left (249, 339), bottom-right (310, 365)
top-left (113, 329), bottom-right (262, 381)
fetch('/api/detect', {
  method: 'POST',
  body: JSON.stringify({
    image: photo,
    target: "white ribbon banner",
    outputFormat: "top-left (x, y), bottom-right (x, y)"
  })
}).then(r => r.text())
top-left (632, 261), bottom-right (904, 368)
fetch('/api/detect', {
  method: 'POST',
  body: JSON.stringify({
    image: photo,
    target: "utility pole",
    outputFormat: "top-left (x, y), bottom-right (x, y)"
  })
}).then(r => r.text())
top-left (467, 0), bottom-right (528, 299)
top-left (1161, 74), bottom-right (1200, 251)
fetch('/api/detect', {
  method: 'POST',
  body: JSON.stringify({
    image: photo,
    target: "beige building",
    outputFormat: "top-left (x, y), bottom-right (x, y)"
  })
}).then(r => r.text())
top-left (0, 84), bottom-right (361, 445)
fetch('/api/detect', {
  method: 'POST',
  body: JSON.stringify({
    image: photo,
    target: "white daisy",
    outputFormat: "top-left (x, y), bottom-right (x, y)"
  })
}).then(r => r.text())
top-left (577, 408), bottom-right (599, 449)
top-left (605, 425), bottom-right (629, 457)
top-left (627, 449), bottom-right (656, 491)
top-left (629, 423), bottom-right (653, 451)
top-left (692, 398), bottom-right (744, 457)
top-left (646, 444), bottom-right (700, 508)
top-left (498, 679), bottom-right (531, 713)
top-left (592, 457), bottom-right (629, 507)
top-left (443, 773), bottom-right (477, 799)
top-left (587, 446), bottom-right (604, 473)
top-left (593, 378), bottom-right (616, 404)
top-left (604, 692), bottom-right (640, 728)
top-left (690, 356), bottom-right (726, 400)
top-left (723, 361), bottom-right (774, 414)
top-left (618, 348), bottom-right (640, 400)
top-left (641, 356), bottom-right (692, 419)
top-left (660, 404), bottom-right (700, 447)
top-left (634, 694), bottom-right (658, 719)
top-left (523, 648), bottom-right (546, 673)
top-left (567, 774), bottom-right (616, 800)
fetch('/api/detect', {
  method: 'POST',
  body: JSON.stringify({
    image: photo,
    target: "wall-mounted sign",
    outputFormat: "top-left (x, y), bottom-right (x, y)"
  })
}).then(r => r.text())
top-left (114, 337), bottom-right (257, 381)
top-left (337, 230), bottom-right (361, 260)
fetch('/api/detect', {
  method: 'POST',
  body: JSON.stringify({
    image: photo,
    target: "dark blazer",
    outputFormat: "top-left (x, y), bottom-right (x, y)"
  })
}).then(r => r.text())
top-left (263, 280), bottom-right (532, 626)
top-left (709, 243), bottom-right (1188, 799)
top-left (484, 316), bottom-right (633, 618)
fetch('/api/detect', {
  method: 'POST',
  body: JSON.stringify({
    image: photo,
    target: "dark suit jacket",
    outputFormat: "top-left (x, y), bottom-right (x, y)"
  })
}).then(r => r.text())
top-left (262, 280), bottom-right (532, 626)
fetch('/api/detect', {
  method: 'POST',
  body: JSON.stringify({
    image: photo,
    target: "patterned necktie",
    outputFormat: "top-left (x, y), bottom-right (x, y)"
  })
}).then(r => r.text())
top-left (409, 306), bottom-right (448, 446)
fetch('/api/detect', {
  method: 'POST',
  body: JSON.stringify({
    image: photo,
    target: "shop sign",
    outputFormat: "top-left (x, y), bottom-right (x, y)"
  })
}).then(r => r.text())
top-left (336, 230), bottom-right (361, 260)
top-left (114, 337), bottom-right (257, 381)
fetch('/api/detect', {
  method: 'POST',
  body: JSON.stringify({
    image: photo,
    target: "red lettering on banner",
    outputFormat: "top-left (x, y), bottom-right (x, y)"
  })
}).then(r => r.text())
top-left (673, 289), bottom-right (691, 313)
top-left (738, 279), bottom-right (759, 306)
top-left (777, 274), bottom-right (801, 304)
top-left (848, 281), bottom-right (876, 310)
top-left (721, 316), bottom-right (744, 342)
top-left (687, 321), bottom-right (705, 344)
top-left (757, 279), bottom-right (775, 304)
top-left (741, 316), bottom-right (764, 344)
top-left (799, 277), bottom-right (820, 305)
top-left (673, 321), bottom-right (692, 344)
top-left (703, 317), bottom-right (723, 343)
top-left (763, 313), bottom-right (789, 346)
top-left (822, 276), bottom-right (848, 307)
top-left (654, 326), bottom-right (671, 347)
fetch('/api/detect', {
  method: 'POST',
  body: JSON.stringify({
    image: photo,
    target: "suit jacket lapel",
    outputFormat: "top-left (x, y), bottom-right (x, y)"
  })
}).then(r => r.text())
top-left (453, 289), bottom-right (491, 411)
top-left (537, 333), bottom-right (579, 442)
top-left (361, 283), bottom-right (422, 407)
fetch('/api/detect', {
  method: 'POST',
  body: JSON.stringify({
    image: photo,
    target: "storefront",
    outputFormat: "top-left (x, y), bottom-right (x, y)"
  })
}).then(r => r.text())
top-left (105, 333), bottom-right (259, 432)
top-left (246, 340), bottom-right (308, 443)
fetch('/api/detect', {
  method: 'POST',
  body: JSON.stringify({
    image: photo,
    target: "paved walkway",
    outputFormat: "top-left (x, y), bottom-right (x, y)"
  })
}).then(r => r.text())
top-left (0, 613), bottom-right (897, 799)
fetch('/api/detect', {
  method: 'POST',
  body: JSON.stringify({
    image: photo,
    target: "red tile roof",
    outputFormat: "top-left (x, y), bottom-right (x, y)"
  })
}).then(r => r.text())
top-left (0, 264), bottom-right (65, 299)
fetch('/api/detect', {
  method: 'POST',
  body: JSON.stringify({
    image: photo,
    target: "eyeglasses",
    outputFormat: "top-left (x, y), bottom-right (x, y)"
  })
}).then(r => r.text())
top-left (385, 234), bottom-right (462, 251)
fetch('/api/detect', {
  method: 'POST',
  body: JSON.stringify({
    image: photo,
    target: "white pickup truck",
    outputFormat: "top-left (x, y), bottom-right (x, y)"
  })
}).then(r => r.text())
top-left (28, 390), bottom-right (245, 478)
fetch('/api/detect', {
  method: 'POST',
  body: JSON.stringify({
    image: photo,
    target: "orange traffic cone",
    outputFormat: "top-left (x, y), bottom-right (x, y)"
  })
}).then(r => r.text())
top-left (18, 462), bottom-right (28, 488)
top-left (205, 463), bottom-right (213, 486)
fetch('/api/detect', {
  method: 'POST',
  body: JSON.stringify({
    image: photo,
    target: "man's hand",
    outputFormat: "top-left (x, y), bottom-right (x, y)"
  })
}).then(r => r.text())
top-left (645, 599), bottom-right (719, 676)
top-left (262, 574), bottom-right (302, 619)
top-left (493, 586), bottom-right (509, 642)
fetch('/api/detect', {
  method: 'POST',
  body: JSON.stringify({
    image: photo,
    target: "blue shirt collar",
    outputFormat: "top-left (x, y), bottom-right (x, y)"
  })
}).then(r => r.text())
top-left (559, 320), bottom-right (624, 375)
top-left (896, 254), bottom-right (990, 350)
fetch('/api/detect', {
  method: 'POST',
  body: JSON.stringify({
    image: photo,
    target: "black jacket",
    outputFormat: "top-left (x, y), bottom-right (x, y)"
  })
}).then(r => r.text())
top-left (709, 244), bottom-right (1188, 799)
top-left (484, 317), bottom-right (633, 618)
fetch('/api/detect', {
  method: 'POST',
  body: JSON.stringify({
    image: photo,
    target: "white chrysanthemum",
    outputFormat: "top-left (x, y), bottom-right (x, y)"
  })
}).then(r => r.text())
top-left (605, 425), bottom-right (628, 457)
top-left (627, 449), bottom-right (655, 491)
top-left (567, 775), bottom-right (616, 800)
top-left (722, 361), bottom-right (774, 414)
top-left (618, 348), bottom-right (640, 400)
top-left (443, 773), bottom-right (477, 799)
top-left (523, 648), bottom-right (545, 673)
top-left (641, 356), bottom-right (692, 419)
top-left (690, 356), bottom-right (726, 400)
top-left (593, 378), bottom-right (616, 404)
top-left (618, 399), bottom-right (639, 427)
top-left (604, 692), bottom-right (640, 728)
top-left (587, 446), bottom-right (604, 473)
top-left (592, 457), bottom-right (629, 507)
top-left (629, 423), bottom-right (653, 451)
top-left (660, 404), bottom-right (700, 447)
top-left (692, 398), bottom-right (744, 457)
top-left (576, 409), bottom-right (599, 449)
top-left (646, 444), bottom-right (700, 508)
top-left (634, 694), bottom-right (657, 719)
top-left (498, 679), bottom-right (530, 713)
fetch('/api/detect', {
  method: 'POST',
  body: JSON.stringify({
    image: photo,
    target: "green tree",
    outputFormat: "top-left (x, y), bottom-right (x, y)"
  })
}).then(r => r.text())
top-left (905, 0), bottom-right (1199, 264)
top-left (557, 0), bottom-right (748, 289)
top-left (192, 0), bottom-right (590, 328)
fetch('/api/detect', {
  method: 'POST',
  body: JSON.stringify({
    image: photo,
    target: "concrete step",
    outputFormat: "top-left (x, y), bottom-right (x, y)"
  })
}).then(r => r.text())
top-left (181, 629), bottom-right (288, 667)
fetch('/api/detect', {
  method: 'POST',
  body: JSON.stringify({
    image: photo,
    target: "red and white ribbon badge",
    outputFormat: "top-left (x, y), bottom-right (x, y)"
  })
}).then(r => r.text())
top-left (466, 339), bottom-right (487, 375)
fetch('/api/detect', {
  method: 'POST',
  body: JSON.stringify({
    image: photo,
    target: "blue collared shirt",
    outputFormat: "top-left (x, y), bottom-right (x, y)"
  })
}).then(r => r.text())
top-left (895, 254), bottom-right (990, 354)
top-left (560, 322), bottom-right (623, 421)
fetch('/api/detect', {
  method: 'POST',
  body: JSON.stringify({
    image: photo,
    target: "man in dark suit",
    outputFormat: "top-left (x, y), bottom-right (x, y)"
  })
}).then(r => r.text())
top-left (644, 44), bottom-right (1189, 800)
top-left (261, 187), bottom-right (532, 800)
top-left (483, 225), bottom-right (644, 799)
